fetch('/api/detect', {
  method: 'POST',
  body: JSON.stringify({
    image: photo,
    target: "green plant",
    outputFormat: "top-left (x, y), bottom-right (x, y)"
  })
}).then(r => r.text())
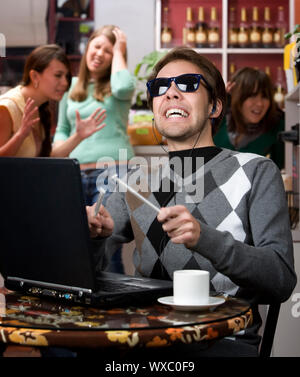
top-left (285, 24), bottom-right (300, 58)
top-left (133, 50), bottom-right (167, 107)
top-left (285, 23), bottom-right (300, 43)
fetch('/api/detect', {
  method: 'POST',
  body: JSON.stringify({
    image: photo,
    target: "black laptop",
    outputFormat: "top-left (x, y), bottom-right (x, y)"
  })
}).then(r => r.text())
top-left (0, 157), bottom-right (172, 307)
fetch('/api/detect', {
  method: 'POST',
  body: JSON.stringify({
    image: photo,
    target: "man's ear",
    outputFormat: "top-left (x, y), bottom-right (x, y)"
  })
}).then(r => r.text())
top-left (209, 99), bottom-right (222, 118)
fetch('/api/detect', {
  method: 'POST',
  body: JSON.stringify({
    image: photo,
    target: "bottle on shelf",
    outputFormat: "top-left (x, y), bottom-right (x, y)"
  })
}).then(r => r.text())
top-left (228, 7), bottom-right (238, 48)
top-left (196, 6), bottom-right (208, 48)
top-left (229, 62), bottom-right (236, 80)
top-left (249, 7), bottom-right (262, 48)
top-left (207, 6), bottom-right (220, 48)
top-left (265, 66), bottom-right (271, 76)
top-left (273, 6), bottom-right (287, 48)
top-left (183, 7), bottom-right (196, 47)
top-left (161, 6), bottom-right (173, 48)
top-left (79, 34), bottom-right (89, 55)
top-left (262, 7), bottom-right (274, 48)
top-left (237, 7), bottom-right (249, 48)
top-left (274, 66), bottom-right (286, 109)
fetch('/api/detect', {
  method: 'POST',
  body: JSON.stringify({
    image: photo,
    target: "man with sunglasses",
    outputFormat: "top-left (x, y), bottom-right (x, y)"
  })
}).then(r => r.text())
top-left (88, 47), bottom-right (296, 357)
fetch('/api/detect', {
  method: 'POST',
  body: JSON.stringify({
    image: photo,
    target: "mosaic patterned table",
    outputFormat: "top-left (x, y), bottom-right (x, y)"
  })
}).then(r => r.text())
top-left (0, 289), bottom-right (252, 351)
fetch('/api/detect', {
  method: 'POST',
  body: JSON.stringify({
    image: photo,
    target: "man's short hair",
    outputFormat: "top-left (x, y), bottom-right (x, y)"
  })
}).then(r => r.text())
top-left (147, 47), bottom-right (226, 134)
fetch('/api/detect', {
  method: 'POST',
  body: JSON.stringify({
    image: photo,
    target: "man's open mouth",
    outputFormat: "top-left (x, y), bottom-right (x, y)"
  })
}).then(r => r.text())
top-left (165, 108), bottom-right (189, 118)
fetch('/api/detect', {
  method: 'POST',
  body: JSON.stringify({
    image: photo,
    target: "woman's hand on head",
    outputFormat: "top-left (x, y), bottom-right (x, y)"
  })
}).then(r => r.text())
top-left (112, 27), bottom-right (127, 56)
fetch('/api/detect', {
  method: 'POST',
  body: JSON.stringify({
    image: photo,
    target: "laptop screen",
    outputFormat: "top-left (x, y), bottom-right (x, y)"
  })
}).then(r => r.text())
top-left (0, 157), bottom-right (96, 292)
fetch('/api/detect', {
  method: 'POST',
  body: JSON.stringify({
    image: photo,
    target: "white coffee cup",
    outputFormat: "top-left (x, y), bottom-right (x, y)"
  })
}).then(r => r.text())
top-left (173, 270), bottom-right (209, 305)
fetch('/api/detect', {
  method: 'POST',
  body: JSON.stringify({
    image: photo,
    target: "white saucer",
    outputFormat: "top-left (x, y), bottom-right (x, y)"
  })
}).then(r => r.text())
top-left (157, 296), bottom-right (225, 312)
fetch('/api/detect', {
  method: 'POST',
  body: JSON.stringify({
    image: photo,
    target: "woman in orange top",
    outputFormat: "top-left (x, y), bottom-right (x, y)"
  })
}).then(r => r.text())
top-left (0, 44), bottom-right (106, 157)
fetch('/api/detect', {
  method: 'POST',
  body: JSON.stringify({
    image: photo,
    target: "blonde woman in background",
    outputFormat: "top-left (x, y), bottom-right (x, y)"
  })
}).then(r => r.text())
top-left (52, 25), bottom-right (136, 272)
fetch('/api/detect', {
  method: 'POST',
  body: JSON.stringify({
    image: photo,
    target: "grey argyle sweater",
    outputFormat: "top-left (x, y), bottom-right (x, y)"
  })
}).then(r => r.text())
top-left (95, 147), bottom-right (296, 309)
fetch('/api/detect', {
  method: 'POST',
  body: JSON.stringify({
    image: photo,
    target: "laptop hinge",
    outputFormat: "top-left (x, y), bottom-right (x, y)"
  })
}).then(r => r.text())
top-left (7, 276), bottom-right (92, 302)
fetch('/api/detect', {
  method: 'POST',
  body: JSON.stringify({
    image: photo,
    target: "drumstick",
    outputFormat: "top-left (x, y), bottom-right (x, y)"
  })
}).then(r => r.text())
top-left (111, 174), bottom-right (160, 213)
top-left (94, 187), bottom-right (106, 216)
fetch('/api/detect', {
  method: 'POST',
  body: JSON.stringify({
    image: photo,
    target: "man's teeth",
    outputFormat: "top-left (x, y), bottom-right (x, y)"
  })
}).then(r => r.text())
top-left (166, 108), bottom-right (188, 118)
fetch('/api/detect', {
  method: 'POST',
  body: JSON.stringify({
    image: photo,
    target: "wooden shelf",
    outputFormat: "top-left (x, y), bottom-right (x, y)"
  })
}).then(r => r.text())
top-left (56, 17), bottom-right (94, 22)
top-left (226, 48), bottom-right (284, 54)
top-left (156, 0), bottom-right (295, 82)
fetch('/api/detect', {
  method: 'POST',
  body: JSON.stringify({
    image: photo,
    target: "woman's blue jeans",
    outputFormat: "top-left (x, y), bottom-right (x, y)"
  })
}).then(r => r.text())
top-left (81, 165), bottom-right (128, 273)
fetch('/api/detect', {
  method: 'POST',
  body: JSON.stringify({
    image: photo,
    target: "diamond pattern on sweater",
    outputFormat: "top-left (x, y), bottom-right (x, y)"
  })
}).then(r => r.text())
top-left (128, 150), bottom-right (262, 293)
top-left (219, 166), bottom-right (251, 210)
top-left (211, 272), bottom-right (239, 296)
top-left (216, 210), bottom-right (246, 242)
top-left (150, 258), bottom-right (171, 280)
top-left (203, 170), bottom-right (219, 199)
top-left (134, 237), bottom-right (160, 277)
top-left (235, 152), bottom-right (261, 166)
top-left (182, 254), bottom-right (200, 269)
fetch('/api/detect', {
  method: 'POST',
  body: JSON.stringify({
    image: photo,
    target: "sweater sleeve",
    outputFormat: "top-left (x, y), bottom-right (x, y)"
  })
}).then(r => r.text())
top-left (192, 159), bottom-right (297, 302)
top-left (110, 69), bottom-right (136, 101)
top-left (53, 90), bottom-right (72, 142)
top-left (269, 116), bottom-right (285, 170)
top-left (92, 191), bottom-right (134, 272)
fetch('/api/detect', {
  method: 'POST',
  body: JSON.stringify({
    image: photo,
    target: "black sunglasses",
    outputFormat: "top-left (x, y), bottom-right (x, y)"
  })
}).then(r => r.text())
top-left (147, 73), bottom-right (212, 97)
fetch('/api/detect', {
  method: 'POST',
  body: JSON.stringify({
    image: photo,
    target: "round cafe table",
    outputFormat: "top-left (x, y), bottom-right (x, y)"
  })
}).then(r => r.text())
top-left (0, 289), bottom-right (252, 355)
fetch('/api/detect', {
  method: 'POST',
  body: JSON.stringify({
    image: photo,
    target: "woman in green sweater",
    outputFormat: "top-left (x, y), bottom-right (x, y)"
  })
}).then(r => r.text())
top-left (52, 25), bottom-right (136, 272)
top-left (53, 25), bottom-right (135, 200)
top-left (213, 67), bottom-right (284, 170)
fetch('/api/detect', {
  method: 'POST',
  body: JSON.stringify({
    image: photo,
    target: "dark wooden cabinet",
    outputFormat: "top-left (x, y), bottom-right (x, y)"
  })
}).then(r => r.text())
top-left (0, 0), bottom-right (94, 88)
top-left (48, 0), bottom-right (94, 75)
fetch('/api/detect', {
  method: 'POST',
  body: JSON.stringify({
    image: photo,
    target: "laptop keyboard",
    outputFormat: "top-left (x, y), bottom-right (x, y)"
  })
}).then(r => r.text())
top-left (98, 279), bottom-right (148, 293)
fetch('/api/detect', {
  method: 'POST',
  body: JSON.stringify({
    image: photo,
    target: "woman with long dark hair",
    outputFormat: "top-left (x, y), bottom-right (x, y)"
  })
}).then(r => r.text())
top-left (0, 44), bottom-right (72, 157)
top-left (214, 67), bottom-right (284, 169)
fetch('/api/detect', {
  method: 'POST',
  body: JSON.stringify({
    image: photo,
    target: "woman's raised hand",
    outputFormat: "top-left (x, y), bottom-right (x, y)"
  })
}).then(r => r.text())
top-left (225, 80), bottom-right (236, 94)
top-left (18, 98), bottom-right (40, 138)
top-left (75, 108), bottom-right (106, 140)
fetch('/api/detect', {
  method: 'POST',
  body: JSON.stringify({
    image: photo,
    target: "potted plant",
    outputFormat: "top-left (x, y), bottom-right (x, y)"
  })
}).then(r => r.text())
top-left (128, 50), bottom-right (167, 146)
top-left (133, 50), bottom-right (167, 108)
